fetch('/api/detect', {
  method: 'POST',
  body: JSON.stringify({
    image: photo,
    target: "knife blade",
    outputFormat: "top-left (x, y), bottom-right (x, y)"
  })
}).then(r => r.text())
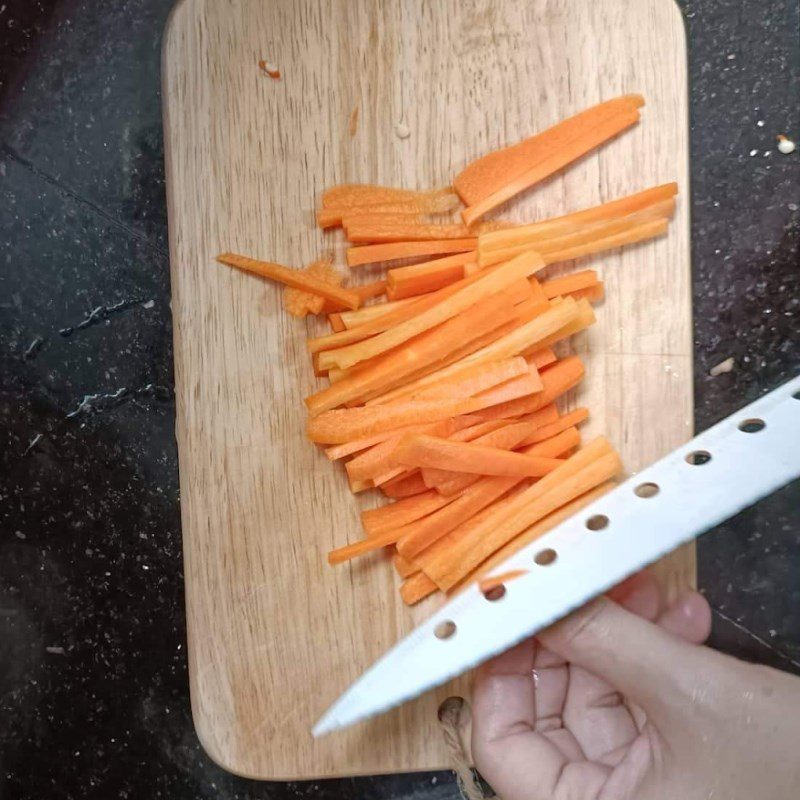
top-left (314, 375), bottom-right (800, 737)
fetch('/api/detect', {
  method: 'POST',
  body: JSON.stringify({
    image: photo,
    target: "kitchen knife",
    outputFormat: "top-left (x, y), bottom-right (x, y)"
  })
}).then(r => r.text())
top-left (314, 375), bottom-right (800, 736)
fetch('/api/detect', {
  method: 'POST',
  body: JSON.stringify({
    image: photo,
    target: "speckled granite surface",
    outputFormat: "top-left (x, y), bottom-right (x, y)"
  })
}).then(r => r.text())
top-left (0, 1), bottom-right (798, 797)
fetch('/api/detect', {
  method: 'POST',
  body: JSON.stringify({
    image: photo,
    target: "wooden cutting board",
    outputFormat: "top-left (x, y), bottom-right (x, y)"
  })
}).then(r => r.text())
top-left (162, 0), bottom-right (693, 780)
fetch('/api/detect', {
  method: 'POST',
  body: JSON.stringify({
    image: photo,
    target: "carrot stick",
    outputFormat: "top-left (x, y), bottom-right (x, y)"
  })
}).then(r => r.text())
top-left (318, 208), bottom-right (421, 229)
top-left (461, 481), bottom-right (616, 590)
top-left (461, 104), bottom-right (642, 226)
top-left (522, 298), bottom-right (595, 355)
top-left (541, 270), bottom-right (598, 299)
top-left (283, 256), bottom-right (340, 317)
top-left (518, 408), bottom-right (589, 446)
top-left (473, 356), bottom-right (584, 423)
top-left (338, 296), bottom-right (419, 329)
top-left (387, 252), bottom-right (475, 299)
top-left (344, 220), bottom-right (471, 244)
top-left (393, 434), bottom-right (564, 478)
top-left (422, 437), bottom-right (622, 590)
top-left (347, 238), bottom-right (477, 268)
top-left (322, 185), bottom-right (457, 210)
top-left (478, 569), bottom-right (528, 594)
top-left (311, 352), bottom-right (327, 378)
top-left (320, 280), bottom-right (388, 313)
top-left (306, 292), bottom-right (515, 415)
top-left (361, 488), bottom-right (457, 536)
top-left (528, 347), bottom-right (557, 370)
top-left (216, 253), bottom-right (362, 310)
top-left (320, 251), bottom-right (544, 371)
top-left (328, 313), bottom-right (345, 332)
top-left (307, 397), bottom-right (483, 444)
top-left (328, 526), bottom-right (405, 564)
top-left (571, 283), bottom-right (605, 303)
top-left (471, 368), bottom-right (543, 407)
top-left (410, 357), bottom-right (530, 401)
top-left (393, 552), bottom-right (419, 579)
top-left (454, 96), bottom-right (644, 206)
top-left (400, 572), bottom-right (438, 605)
top-left (477, 183), bottom-right (677, 254)
top-left (318, 190), bottom-right (461, 227)
top-left (380, 471), bottom-right (428, 499)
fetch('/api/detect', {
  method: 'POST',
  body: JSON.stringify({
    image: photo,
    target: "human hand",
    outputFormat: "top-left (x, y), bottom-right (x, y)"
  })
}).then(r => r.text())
top-left (472, 571), bottom-right (800, 800)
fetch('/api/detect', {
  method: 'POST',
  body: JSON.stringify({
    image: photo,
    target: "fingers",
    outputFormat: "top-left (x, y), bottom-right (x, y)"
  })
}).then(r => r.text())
top-left (607, 571), bottom-right (661, 621)
top-left (657, 590), bottom-right (712, 643)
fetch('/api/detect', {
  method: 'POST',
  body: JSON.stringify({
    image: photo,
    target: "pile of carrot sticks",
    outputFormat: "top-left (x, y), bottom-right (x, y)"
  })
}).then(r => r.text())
top-left (217, 94), bottom-right (678, 605)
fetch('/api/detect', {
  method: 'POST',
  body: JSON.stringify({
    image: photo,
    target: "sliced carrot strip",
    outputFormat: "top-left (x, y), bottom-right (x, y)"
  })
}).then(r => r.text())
top-left (346, 238), bottom-right (477, 268)
top-left (318, 208), bottom-right (421, 229)
top-left (394, 434), bottom-right (564, 478)
top-left (518, 408), bottom-right (589, 446)
top-left (571, 282), bottom-right (604, 303)
top-left (472, 368), bottom-right (543, 408)
top-left (328, 313), bottom-right (345, 332)
top-left (318, 191), bottom-right (460, 227)
top-left (319, 251), bottom-right (543, 371)
top-left (217, 253), bottom-right (361, 310)
top-left (527, 347), bottom-right (557, 370)
top-left (283, 256), bottom-right (340, 317)
top-left (344, 220), bottom-right (471, 244)
top-left (454, 96), bottom-right (644, 206)
top-left (306, 292), bottom-right (515, 415)
top-left (393, 552), bottom-right (419, 578)
top-left (338, 296), bottom-right (418, 329)
top-left (311, 352), bottom-right (327, 378)
top-left (400, 572), bottom-right (438, 605)
top-left (477, 183), bottom-right (677, 254)
top-left (361, 488), bottom-right (457, 536)
top-left (322, 185), bottom-right (457, 210)
top-left (541, 270), bottom-right (598, 299)
top-left (410, 357), bottom-right (529, 401)
top-left (461, 104), bottom-right (642, 226)
top-left (387, 252), bottom-right (475, 300)
top-left (328, 526), bottom-right (402, 564)
top-left (307, 398), bottom-right (483, 444)
top-left (380, 471), bottom-right (428, 499)
top-left (522, 298), bottom-right (595, 355)
top-left (320, 280), bottom-right (388, 313)
top-left (422, 437), bottom-right (622, 590)
top-left (478, 569), bottom-right (528, 594)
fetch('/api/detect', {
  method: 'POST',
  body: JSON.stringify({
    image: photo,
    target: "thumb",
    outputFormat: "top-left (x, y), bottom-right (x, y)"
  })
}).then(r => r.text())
top-left (537, 594), bottom-right (707, 710)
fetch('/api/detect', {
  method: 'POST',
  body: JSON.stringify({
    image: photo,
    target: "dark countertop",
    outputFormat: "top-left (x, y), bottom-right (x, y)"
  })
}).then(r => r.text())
top-left (1, 1), bottom-right (798, 798)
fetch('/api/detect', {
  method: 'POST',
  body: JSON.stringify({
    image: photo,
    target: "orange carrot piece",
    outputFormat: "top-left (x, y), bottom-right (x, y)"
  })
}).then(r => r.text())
top-left (307, 398), bottom-right (483, 444)
top-left (346, 238), bottom-right (477, 268)
top-left (522, 298), bottom-right (595, 355)
top-left (322, 185), bottom-right (457, 210)
top-left (454, 96), bottom-right (645, 206)
top-left (448, 419), bottom-right (512, 442)
top-left (328, 313), bottom-right (345, 332)
top-left (387, 252), bottom-right (475, 300)
top-left (318, 191), bottom-right (461, 227)
top-left (400, 572), bottom-right (438, 605)
top-left (461, 103), bottom-right (643, 225)
top-left (422, 438), bottom-right (621, 590)
top-left (478, 569), bottom-right (528, 594)
top-left (541, 270), bottom-right (598, 299)
top-left (216, 253), bottom-right (361, 310)
top-left (361, 488), bottom-right (457, 536)
top-left (527, 347), bottom-right (557, 370)
top-left (320, 252), bottom-right (543, 371)
top-left (471, 368), bottom-right (543, 408)
top-left (328, 527), bottom-right (404, 564)
top-left (317, 207), bottom-right (420, 229)
top-left (344, 220), bottom-right (471, 244)
top-left (381, 471), bottom-right (428, 499)
top-left (394, 434), bottom-right (564, 478)
top-left (338, 296), bottom-right (419, 329)
top-left (473, 356), bottom-right (584, 423)
top-left (393, 552), bottom-right (419, 579)
top-left (306, 292), bottom-right (515, 415)
top-left (571, 282), bottom-right (605, 303)
top-left (320, 280), bottom-right (388, 313)
top-left (477, 183), bottom-right (677, 254)
top-left (311, 352), bottom-right (327, 378)
top-left (283, 256), bottom-right (340, 317)
top-left (518, 408), bottom-right (589, 446)
top-left (410, 357), bottom-right (529, 401)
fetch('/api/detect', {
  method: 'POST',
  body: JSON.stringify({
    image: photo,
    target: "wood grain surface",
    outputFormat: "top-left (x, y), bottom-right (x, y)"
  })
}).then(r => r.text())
top-left (162, 0), bottom-right (693, 780)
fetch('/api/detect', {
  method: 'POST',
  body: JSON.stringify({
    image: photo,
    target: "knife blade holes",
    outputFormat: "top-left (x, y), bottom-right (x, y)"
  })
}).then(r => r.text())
top-left (634, 482), bottom-right (660, 498)
top-left (586, 514), bottom-right (609, 531)
top-left (482, 584), bottom-right (506, 602)
top-left (738, 418), bottom-right (765, 433)
top-left (534, 548), bottom-right (558, 566)
top-left (434, 620), bottom-right (457, 640)
top-left (685, 450), bottom-right (712, 465)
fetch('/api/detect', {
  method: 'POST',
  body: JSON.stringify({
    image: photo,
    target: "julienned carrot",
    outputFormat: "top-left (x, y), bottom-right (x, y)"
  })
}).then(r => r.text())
top-left (471, 368), bottom-right (543, 407)
top-left (461, 481), bottom-right (616, 590)
top-left (318, 208), bottom-right (422, 229)
top-left (520, 299), bottom-right (595, 357)
top-left (387, 252), bottom-right (476, 300)
top-left (433, 419), bottom-right (576, 498)
top-left (477, 183), bottom-right (677, 254)
top-left (216, 253), bottom-right (362, 310)
top-left (410, 357), bottom-right (530, 401)
top-left (318, 190), bottom-right (461, 227)
top-left (328, 313), bottom-right (345, 332)
top-left (528, 347), bottom-right (557, 370)
top-left (473, 356), bottom-right (585, 423)
top-left (322, 184), bottom-right (456, 209)
top-left (461, 104), bottom-right (643, 226)
top-left (422, 437), bottom-right (622, 590)
top-left (344, 220), bottom-right (471, 244)
top-left (381, 471), bottom-right (428, 499)
top-left (319, 251), bottom-right (544, 371)
top-left (321, 280), bottom-right (388, 313)
top-left (478, 569), bottom-right (528, 594)
top-left (541, 270), bottom-right (598, 299)
top-left (307, 398), bottom-right (484, 444)
top-left (454, 96), bottom-right (644, 206)
top-left (338, 296), bottom-right (419, 329)
top-left (347, 238), bottom-right (477, 268)
top-left (283, 256), bottom-right (339, 317)
top-left (393, 552), bottom-right (419, 579)
top-left (448, 419), bottom-right (513, 442)
top-left (306, 292), bottom-right (515, 415)
top-left (518, 408), bottom-right (589, 446)
top-left (395, 430), bottom-right (578, 558)
top-left (361, 488), bottom-right (457, 536)
top-left (311, 352), bottom-right (327, 378)
top-left (400, 572), bottom-right (438, 605)
top-left (571, 283), bottom-right (605, 303)
top-left (328, 525), bottom-right (404, 564)
top-left (393, 434), bottom-right (564, 478)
